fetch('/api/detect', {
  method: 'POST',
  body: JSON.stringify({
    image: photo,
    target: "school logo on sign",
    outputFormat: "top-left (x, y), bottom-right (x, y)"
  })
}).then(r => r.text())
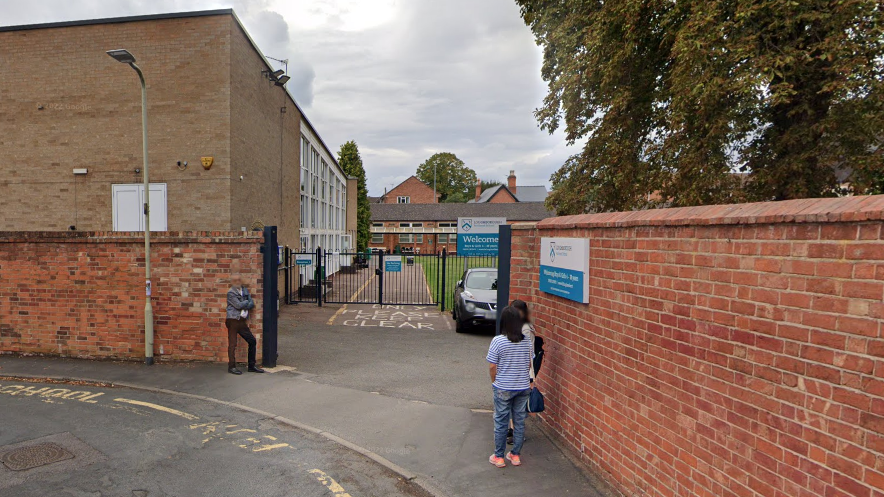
top-left (456, 217), bottom-right (504, 256)
top-left (539, 237), bottom-right (590, 304)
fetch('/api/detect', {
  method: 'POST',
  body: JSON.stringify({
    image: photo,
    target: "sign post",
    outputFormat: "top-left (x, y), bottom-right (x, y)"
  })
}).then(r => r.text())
top-left (456, 217), bottom-right (506, 256)
top-left (539, 237), bottom-right (590, 304)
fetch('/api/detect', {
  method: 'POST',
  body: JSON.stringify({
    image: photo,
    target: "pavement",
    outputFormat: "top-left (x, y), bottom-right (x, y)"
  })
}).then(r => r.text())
top-left (0, 305), bottom-right (608, 497)
top-left (0, 378), bottom-right (426, 497)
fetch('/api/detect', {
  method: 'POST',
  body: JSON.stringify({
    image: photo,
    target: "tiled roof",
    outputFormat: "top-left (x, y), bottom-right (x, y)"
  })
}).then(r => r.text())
top-left (513, 186), bottom-right (549, 202)
top-left (468, 185), bottom-right (549, 203)
top-left (370, 202), bottom-right (554, 222)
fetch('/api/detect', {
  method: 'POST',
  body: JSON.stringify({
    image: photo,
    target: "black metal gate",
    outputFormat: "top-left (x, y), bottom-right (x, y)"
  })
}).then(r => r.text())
top-left (279, 247), bottom-right (498, 310)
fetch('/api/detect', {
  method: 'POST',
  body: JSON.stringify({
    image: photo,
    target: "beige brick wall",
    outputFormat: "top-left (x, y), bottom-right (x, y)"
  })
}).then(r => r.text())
top-left (228, 20), bottom-right (301, 247)
top-left (0, 13), bottom-right (305, 246)
top-left (0, 15), bottom-right (234, 231)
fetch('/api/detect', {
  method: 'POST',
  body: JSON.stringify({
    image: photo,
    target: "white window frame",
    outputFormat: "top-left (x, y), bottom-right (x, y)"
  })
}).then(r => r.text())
top-left (397, 196), bottom-right (410, 204)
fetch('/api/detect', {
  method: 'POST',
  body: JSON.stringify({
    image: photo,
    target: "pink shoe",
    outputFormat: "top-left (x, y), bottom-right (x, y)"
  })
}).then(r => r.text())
top-left (489, 455), bottom-right (506, 468)
top-left (506, 452), bottom-right (521, 466)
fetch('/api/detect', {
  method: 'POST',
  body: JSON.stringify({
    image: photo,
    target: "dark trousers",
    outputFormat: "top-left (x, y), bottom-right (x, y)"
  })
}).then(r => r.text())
top-left (226, 318), bottom-right (256, 368)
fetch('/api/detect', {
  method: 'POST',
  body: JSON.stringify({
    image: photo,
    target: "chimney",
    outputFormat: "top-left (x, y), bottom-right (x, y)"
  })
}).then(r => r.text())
top-left (507, 170), bottom-right (517, 195)
top-left (475, 178), bottom-right (482, 201)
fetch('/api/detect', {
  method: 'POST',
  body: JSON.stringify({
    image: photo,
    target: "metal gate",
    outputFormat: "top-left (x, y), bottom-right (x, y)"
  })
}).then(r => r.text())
top-left (279, 247), bottom-right (498, 310)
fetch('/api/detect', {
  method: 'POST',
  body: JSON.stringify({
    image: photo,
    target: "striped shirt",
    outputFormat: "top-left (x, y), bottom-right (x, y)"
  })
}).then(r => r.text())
top-left (486, 335), bottom-right (532, 391)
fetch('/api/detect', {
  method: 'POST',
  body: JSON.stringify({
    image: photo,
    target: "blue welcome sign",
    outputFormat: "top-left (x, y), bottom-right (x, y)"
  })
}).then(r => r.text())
top-left (456, 217), bottom-right (505, 256)
top-left (539, 237), bottom-right (590, 303)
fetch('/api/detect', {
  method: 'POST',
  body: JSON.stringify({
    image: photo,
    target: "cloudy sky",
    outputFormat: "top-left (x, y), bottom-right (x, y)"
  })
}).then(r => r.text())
top-left (0, 0), bottom-right (578, 195)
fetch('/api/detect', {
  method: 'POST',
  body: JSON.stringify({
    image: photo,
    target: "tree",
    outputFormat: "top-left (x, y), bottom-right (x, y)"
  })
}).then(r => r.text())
top-left (480, 179), bottom-right (503, 191)
top-left (337, 141), bottom-right (371, 251)
top-left (416, 152), bottom-right (478, 202)
top-left (516, 0), bottom-right (884, 214)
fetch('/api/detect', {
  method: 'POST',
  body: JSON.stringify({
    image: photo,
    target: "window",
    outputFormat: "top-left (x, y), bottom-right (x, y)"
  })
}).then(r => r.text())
top-left (399, 222), bottom-right (423, 228)
top-left (397, 196), bottom-right (410, 204)
top-left (399, 234), bottom-right (423, 244)
top-left (438, 222), bottom-right (456, 227)
top-left (300, 195), bottom-right (307, 228)
top-left (301, 136), bottom-right (309, 192)
top-left (439, 233), bottom-right (457, 244)
top-left (371, 233), bottom-right (384, 244)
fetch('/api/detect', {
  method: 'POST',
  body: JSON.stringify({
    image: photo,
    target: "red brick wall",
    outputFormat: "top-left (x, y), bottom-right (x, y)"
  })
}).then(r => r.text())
top-left (0, 231), bottom-right (263, 363)
top-left (488, 189), bottom-right (517, 203)
top-left (510, 195), bottom-right (884, 497)
top-left (382, 176), bottom-right (439, 204)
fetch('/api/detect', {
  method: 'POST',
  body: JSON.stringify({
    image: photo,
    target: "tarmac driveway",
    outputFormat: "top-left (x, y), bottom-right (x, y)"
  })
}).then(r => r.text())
top-left (278, 303), bottom-right (497, 410)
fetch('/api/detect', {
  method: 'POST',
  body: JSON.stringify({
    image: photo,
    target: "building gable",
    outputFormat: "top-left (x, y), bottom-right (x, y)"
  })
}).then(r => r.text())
top-left (382, 176), bottom-right (439, 204)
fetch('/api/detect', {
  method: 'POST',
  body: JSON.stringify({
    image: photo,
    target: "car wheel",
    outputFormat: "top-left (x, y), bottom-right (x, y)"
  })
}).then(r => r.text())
top-left (455, 316), bottom-right (467, 333)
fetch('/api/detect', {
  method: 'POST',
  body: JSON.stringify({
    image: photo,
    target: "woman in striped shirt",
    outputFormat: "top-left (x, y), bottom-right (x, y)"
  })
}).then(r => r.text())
top-left (486, 306), bottom-right (533, 467)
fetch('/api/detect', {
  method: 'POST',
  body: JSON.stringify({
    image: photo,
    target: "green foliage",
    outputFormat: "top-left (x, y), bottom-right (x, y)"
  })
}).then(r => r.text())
top-left (416, 152), bottom-right (478, 202)
top-left (337, 141), bottom-right (371, 251)
top-left (480, 179), bottom-right (503, 191)
top-left (517, 0), bottom-right (884, 214)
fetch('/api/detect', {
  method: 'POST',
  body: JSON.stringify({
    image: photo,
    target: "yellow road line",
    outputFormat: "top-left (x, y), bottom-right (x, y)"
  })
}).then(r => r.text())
top-left (327, 304), bottom-right (347, 325)
top-left (113, 398), bottom-right (199, 420)
top-left (252, 443), bottom-right (289, 452)
top-left (327, 273), bottom-right (376, 325)
top-left (308, 469), bottom-right (352, 496)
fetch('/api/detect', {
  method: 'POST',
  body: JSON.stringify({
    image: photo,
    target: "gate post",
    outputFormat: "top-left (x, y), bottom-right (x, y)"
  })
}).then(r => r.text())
top-left (440, 248), bottom-right (447, 312)
top-left (495, 224), bottom-right (512, 335)
top-left (377, 249), bottom-right (384, 306)
top-left (261, 226), bottom-right (278, 368)
top-left (316, 246), bottom-right (323, 307)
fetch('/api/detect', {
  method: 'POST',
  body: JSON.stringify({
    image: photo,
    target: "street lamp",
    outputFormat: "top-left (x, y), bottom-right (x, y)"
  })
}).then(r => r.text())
top-left (107, 48), bottom-right (154, 366)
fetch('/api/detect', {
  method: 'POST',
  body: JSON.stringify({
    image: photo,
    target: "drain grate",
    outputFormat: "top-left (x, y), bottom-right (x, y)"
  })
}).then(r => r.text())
top-left (0, 443), bottom-right (75, 471)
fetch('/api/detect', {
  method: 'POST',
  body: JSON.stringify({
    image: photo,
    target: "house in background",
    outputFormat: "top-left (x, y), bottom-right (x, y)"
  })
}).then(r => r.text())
top-left (377, 176), bottom-right (440, 204)
top-left (469, 170), bottom-right (549, 203)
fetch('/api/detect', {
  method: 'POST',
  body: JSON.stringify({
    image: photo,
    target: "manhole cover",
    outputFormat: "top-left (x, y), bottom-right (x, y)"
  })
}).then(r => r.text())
top-left (0, 443), bottom-right (74, 471)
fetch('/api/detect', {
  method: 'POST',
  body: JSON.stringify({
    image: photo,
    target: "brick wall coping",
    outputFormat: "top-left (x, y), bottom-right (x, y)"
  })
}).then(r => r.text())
top-left (536, 194), bottom-right (884, 229)
top-left (0, 231), bottom-right (263, 244)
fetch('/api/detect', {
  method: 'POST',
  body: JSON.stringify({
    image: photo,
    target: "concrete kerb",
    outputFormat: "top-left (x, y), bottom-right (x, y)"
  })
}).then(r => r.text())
top-left (1, 372), bottom-right (450, 497)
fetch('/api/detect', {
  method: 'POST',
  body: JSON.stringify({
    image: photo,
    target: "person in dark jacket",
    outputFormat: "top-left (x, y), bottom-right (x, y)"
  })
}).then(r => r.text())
top-left (226, 274), bottom-right (263, 375)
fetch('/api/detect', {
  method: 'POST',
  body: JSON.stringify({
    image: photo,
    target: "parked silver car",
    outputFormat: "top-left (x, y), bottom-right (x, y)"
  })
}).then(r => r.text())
top-left (451, 268), bottom-right (498, 333)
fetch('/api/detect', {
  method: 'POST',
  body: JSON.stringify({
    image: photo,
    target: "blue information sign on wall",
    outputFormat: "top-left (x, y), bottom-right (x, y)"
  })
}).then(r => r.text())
top-left (539, 237), bottom-right (590, 304)
top-left (456, 217), bottom-right (506, 256)
top-left (384, 256), bottom-right (402, 272)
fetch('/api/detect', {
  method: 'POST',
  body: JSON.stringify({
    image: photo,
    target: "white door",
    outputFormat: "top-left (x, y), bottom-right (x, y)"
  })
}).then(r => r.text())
top-left (144, 184), bottom-right (167, 232)
top-left (112, 183), bottom-right (168, 232)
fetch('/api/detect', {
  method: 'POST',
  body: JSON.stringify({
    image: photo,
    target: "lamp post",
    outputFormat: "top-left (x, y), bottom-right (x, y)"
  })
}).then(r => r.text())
top-left (107, 49), bottom-right (154, 366)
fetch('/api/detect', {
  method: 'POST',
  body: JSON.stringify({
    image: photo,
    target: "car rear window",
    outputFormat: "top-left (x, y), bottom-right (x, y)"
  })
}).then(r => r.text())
top-left (466, 271), bottom-right (497, 290)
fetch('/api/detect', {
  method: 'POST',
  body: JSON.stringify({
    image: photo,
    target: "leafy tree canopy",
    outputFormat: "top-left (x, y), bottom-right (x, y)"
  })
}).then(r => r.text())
top-left (337, 141), bottom-right (371, 251)
top-left (517, 0), bottom-right (884, 214)
top-left (416, 152), bottom-right (478, 202)
top-left (481, 179), bottom-right (503, 191)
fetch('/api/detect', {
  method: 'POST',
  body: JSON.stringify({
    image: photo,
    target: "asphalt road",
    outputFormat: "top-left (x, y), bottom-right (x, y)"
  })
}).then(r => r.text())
top-left (279, 304), bottom-right (497, 410)
top-left (0, 378), bottom-right (430, 497)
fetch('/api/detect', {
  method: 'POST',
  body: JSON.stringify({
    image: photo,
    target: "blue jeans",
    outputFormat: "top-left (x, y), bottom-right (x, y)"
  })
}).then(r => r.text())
top-left (492, 386), bottom-right (530, 457)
